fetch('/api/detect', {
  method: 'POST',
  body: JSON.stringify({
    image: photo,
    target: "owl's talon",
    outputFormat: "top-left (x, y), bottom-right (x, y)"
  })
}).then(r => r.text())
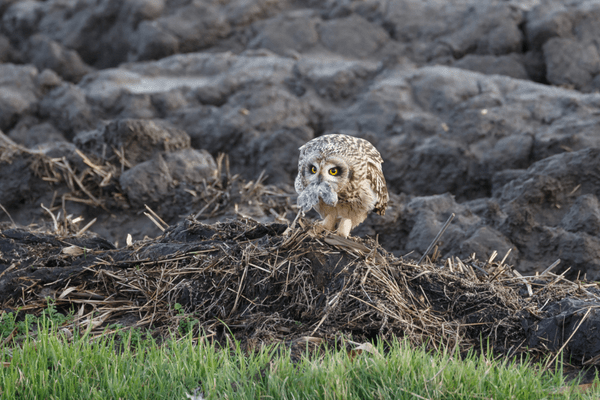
top-left (336, 218), bottom-right (352, 238)
top-left (320, 214), bottom-right (337, 232)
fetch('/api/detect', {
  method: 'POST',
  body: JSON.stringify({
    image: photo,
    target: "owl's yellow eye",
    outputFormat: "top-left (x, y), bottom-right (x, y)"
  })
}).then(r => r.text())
top-left (310, 166), bottom-right (317, 174)
top-left (329, 168), bottom-right (338, 176)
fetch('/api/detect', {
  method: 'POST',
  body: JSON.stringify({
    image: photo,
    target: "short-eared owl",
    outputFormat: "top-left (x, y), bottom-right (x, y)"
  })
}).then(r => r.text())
top-left (294, 134), bottom-right (389, 237)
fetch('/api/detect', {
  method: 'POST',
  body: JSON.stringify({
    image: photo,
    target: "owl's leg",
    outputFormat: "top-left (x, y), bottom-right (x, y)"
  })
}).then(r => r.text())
top-left (336, 218), bottom-right (353, 238)
top-left (320, 214), bottom-right (337, 232)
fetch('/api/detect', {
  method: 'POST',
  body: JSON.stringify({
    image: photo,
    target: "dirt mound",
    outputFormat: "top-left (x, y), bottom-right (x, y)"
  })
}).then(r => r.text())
top-left (2, 218), bottom-right (599, 365)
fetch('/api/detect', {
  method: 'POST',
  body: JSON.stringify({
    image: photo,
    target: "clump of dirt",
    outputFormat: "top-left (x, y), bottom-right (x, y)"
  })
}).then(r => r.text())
top-left (2, 217), bottom-right (599, 366)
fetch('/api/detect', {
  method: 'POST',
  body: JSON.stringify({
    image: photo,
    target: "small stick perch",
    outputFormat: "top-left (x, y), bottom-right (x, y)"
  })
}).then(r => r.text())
top-left (540, 259), bottom-right (561, 277)
top-left (418, 213), bottom-right (455, 265)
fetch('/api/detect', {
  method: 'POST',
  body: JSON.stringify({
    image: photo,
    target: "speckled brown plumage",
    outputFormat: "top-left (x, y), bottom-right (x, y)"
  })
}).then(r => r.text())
top-left (295, 134), bottom-right (389, 237)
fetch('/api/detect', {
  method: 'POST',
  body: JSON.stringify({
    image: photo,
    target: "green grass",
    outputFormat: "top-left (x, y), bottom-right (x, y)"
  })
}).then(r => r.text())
top-left (0, 312), bottom-right (598, 399)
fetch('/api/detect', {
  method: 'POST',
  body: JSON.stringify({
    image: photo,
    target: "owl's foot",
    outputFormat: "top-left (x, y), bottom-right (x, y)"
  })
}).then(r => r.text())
top-left (336, 218), bottom-right (352, 238)
top-left (320, 214), bottom-right (337, 232)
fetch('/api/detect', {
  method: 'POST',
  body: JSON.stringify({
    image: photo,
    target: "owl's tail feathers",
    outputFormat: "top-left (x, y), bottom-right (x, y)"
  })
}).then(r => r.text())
top-left (374, 205), bottom-right (386, 216)
top-left (374, 192), bottom-right (389, 215)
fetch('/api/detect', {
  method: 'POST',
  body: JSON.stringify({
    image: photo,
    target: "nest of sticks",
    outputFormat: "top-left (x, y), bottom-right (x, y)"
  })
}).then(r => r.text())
top-left (2, 216), bottom-right (597, 359)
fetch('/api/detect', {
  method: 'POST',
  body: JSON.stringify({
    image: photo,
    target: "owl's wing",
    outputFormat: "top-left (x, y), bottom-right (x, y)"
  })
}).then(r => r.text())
top-left (294, 170), bottom-right (305, 194)
top-left (367, 160), bottom-right (389, 215)
top-left (295, 143), bottom-right (311, 194)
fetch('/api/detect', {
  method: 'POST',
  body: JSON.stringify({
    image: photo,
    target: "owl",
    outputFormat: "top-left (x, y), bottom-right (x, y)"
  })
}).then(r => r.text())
top-left (294, 134), bottom-right (389, 237)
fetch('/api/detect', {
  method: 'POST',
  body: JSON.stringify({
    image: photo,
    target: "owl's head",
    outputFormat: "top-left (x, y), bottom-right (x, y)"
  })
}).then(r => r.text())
top-left (295, 153), bottom-right (350, 211)
top-left (295, 133), bottom-right (386, 214)
top-left (301, 154), bottom-right (351, 193)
